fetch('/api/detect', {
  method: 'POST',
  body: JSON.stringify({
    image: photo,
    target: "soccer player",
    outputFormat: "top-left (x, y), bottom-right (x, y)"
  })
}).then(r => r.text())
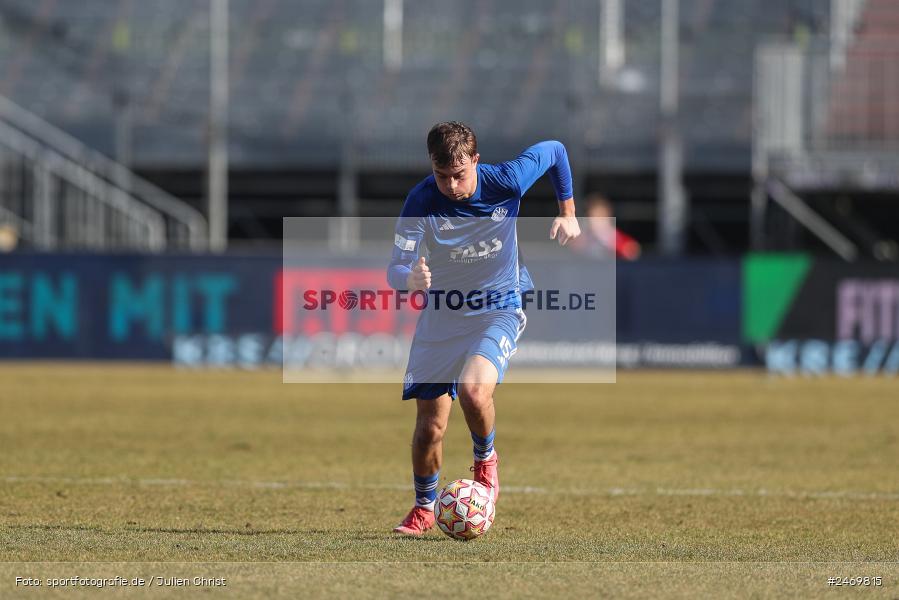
top-left (387, 122), bottom-right (580, 536)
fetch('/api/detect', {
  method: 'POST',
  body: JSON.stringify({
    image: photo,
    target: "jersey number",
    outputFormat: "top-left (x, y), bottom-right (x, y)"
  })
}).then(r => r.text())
top-left (496, 335), bottom-right (513, 368)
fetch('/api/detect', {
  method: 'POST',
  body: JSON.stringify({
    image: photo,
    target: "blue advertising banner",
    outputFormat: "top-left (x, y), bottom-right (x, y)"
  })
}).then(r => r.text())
top-left (0, 253), bottom-right (278, 359)
top-left (0, 253), bottom-right (744, 367)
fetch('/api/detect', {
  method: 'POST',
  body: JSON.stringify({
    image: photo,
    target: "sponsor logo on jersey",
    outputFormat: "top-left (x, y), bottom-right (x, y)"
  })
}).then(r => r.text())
top-left (394, 234), bottom-right (416, 252)
top-left (449, 238), bottom-right (503, 262)
top-left (439, 217), bottom-right (455, 231)
top-left (491, 207), bottom-right (508, 221)
top-left (403, 372), bottom-right (414, 389)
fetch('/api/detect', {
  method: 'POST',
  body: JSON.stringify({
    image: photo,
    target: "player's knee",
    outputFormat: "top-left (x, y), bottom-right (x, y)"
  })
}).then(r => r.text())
top-left (458, 383), bottom-right (493, 412)
top-left (413, 419), bottom-right (446, 446)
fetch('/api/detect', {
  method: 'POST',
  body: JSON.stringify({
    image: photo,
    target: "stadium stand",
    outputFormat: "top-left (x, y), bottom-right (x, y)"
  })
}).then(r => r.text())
top-left (749, 0), bottom-right (899, 261)
top-left (0, 94), bottom-right (207, 251)
top-left (826, 0), bottom-right (899, 145)
top-left (0, 0), bottom-right (830, 169)
top-left (8, 0), bottom-right (896, 256)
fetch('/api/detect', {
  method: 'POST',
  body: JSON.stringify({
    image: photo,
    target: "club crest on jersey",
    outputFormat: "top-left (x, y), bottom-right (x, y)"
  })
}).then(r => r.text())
top-left (491, 207), bottom-right (508, 221)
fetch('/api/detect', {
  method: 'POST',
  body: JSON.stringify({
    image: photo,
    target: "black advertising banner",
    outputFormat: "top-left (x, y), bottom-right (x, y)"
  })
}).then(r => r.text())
top-left (744, 254), bottom-right (899, 375)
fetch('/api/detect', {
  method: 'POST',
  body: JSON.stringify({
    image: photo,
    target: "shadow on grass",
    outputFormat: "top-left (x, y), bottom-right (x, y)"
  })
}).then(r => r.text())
top-left (8, 524), bottom-right (466, 544)
top-left (126, 526), bottom-right (312, 536)
top-left (355, 532), bottom-right (461, 543)
top-left (6, 523), bottom-right (310, 536)
top-left (6, 524), bottom-right (102, 532)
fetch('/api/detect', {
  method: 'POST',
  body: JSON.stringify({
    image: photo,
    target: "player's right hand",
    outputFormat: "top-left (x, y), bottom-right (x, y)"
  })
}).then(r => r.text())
top-left (406, 256), bottom-right (431, 291)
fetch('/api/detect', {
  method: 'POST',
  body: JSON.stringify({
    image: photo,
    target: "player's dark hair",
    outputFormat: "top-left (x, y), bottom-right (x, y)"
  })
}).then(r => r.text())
top-left (427, 121), bottom-right (477, 167)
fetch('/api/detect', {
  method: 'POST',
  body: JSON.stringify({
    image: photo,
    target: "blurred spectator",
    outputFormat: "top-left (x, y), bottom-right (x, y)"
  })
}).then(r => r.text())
top-left (571, 193), bottom-right (641, 260)
top-left (0, 224), bottom-right (19, 252)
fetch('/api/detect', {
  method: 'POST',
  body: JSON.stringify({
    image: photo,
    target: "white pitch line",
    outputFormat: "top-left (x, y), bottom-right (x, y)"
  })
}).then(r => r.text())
top-left (3, 476), bottom-right (898, 502)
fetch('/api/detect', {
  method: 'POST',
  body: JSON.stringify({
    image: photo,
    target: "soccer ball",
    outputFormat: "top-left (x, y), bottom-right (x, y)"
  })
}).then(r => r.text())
top-left (434, 478), bottom-right (495, 541)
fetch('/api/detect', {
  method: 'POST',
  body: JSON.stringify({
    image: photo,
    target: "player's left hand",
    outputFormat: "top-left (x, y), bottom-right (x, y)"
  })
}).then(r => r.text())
top-left (549, 215), bottom-right (581, 246)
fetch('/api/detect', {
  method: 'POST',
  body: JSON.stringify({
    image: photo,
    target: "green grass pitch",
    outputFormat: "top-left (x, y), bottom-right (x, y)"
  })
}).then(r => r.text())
top-left (1, 364), bottom-right (897, 598)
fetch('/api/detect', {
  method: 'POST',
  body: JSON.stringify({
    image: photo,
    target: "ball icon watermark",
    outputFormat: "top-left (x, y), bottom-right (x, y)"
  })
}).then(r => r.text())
top-left (338, 290), bottom-right (359, 310)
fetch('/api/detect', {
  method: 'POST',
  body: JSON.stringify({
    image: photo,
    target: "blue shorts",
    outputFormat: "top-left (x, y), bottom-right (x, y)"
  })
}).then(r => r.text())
top-left (402, 308), bottom-right (527, 400)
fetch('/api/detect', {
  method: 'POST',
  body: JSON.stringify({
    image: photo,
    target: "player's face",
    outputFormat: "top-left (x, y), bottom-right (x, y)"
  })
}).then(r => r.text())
top-left (432, 154), bottom-right (479, 201)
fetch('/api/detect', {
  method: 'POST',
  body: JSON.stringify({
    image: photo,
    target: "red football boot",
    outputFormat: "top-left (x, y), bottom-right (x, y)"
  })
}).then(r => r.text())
top-left (471, 450), bottom-right (499, 502)
top-left (392, 505), bottom-right (436, 536)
